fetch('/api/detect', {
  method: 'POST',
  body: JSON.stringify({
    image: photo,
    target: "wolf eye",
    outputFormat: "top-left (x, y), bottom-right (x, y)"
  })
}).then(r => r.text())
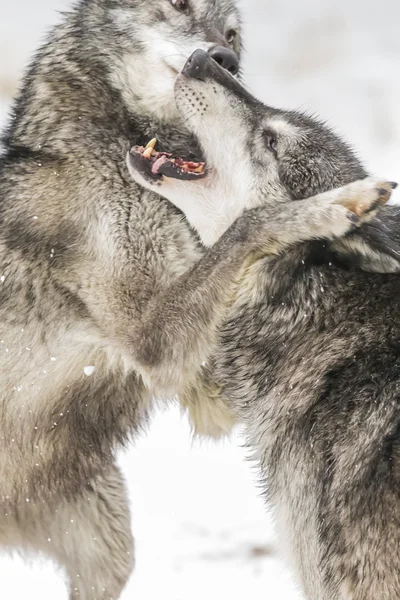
top-left (265, 131), bottom-right (278, 155)
top-left (171, 0), bottom-right (189, 12)
top-left (226, 29), bottom-right (237, 45)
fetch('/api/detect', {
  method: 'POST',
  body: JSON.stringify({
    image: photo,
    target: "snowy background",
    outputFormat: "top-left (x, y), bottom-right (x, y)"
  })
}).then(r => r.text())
top-left (0, 0), bottom-right (399, 598)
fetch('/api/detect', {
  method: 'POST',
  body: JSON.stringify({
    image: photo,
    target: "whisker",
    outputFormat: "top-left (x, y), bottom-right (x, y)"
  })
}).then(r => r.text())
top-left (182, 112), bottom-right (198, 126)
top-left (149, 37), bottom-right (192, 54)
top-left (147, 53), bottom-right (185, 67)
top-left (181, 113), bottom-right (196, 123)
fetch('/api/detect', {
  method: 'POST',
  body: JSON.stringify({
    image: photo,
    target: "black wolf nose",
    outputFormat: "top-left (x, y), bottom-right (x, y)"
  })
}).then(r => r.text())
top-left (182, 49), bottom-right (211, 81)
top-left (183, 47), bottom-right (239, 81)
top-left (208, 46), bottom-right (239, 75)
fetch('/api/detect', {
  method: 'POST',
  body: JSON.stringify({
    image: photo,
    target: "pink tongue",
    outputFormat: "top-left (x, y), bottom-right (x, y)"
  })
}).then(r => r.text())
top-left (152, 155), bottom-right (169, 174)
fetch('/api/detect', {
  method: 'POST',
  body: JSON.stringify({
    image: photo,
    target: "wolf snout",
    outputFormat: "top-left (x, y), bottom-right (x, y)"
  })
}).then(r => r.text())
top-left (183, 46), bottom-right (239, 81)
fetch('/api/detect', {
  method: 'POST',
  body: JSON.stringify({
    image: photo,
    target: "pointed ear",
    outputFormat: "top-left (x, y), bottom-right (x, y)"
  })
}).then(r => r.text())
top-left (332, 206), bottom-right (400, 273)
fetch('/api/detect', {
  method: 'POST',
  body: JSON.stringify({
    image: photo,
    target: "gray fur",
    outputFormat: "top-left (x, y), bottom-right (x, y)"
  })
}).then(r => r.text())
top-left (0, 0), bottom-right (247, 597)
top-left (135, 52), bottom-right (400, 599)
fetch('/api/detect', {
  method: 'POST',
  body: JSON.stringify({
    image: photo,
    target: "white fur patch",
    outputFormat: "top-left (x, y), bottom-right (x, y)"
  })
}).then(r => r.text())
top-left (264, 117), bottom-right (301, 140)
top-left (109, 18), bottom-right (216, 121)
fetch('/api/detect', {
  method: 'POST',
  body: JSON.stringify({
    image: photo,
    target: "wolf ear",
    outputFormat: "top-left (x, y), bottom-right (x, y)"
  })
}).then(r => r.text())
top-left (331, 205), bottom-right (400, 273)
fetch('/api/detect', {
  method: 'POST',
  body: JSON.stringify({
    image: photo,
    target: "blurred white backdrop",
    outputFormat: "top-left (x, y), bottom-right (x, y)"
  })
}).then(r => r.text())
top-left (0, 0), bottom-right (399, 598)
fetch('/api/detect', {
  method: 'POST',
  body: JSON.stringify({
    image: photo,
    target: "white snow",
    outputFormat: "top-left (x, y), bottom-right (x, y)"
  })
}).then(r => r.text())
top-left (0, 0), bottom-right (399, 598)
top-left (83, 366), bottom-right (96, 377)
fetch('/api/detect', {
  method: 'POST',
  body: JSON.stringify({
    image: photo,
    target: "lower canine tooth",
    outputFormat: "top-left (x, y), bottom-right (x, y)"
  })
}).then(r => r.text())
top-left (194, 165), bottom-right (205, 173)
top-left (143, 147), bottom-right (153, 159)
top-left (145, 138), bottom-right (157, 150)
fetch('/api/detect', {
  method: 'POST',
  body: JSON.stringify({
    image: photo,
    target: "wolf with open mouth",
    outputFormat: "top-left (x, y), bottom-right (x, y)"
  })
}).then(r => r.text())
top-left (128, 50), bottom-right (400, 599)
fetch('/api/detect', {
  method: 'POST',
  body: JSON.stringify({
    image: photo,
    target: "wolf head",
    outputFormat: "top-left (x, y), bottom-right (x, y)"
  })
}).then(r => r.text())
top-left (127, 50), bottom-right (367, 243)
top-left (127, 50), bottom-right (400, 270)
top-left (88, 0), bottom-right (241, 121)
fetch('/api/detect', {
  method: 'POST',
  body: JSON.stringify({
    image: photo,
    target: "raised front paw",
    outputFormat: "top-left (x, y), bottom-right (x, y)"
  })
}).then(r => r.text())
top-left (333, 178), bottom-right (397, 221)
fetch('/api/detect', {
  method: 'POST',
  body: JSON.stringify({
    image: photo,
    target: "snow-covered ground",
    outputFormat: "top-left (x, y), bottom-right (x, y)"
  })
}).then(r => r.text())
top-left (0, 407), bottom-right (300, 600)
top-left (0, 0), bottom-right (399, 598)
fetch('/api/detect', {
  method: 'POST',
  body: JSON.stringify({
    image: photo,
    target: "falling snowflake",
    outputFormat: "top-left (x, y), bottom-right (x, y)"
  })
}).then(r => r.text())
top-left (84, 366), bottom-right (96, 377)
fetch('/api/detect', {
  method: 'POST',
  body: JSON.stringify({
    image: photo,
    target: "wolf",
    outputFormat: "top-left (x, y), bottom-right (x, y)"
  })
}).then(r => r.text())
top-left (1, 0), bottom-right (381, 597)
top-left (127, 50), bottom-right (400, 599)
top-left (0, 0), bottom-right (247, 596)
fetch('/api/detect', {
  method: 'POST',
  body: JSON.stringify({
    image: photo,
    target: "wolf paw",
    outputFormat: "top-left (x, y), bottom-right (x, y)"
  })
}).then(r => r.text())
top-left (333, 178), bottom-right (397, 220)
top-left (309, 178), bottom-right (397, 241)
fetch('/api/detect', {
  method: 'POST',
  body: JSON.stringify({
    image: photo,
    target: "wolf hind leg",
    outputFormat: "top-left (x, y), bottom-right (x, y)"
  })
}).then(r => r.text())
top-left (16, 463), bottom-right (134, 600)
top-left (53, 464), bottom-right (134, 599)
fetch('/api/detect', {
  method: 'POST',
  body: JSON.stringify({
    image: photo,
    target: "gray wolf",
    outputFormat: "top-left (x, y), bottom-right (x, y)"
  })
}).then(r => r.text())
top-left (128, 50), bottom-right (400, 599)
top-left (0, 1), bottom-right (247, 597)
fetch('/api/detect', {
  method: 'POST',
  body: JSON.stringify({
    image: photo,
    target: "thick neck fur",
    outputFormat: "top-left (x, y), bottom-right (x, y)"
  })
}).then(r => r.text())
top-left (218, 240), bottom-right (400, 418)
top-left (2, 4), bottom-right (194, 160)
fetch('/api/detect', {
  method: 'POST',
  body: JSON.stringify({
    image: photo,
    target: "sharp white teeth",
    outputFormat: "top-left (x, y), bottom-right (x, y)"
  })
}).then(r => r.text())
top-left (143, 147), bottom-right (154, 159)
top-left (145, 138), bottom-right (157, 150)
top-left (193, 164), bottom-right (205, 173)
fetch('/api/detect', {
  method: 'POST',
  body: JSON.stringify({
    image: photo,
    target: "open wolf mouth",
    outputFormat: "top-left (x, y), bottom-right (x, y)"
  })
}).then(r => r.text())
top-left (129, 138), bottom-right (207, 182)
